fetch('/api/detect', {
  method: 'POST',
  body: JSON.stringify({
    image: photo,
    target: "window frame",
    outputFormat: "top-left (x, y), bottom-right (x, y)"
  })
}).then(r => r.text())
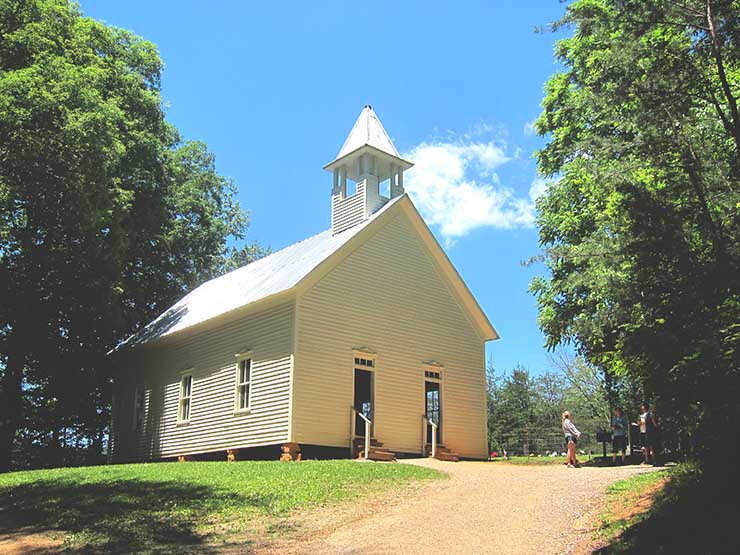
top-left (424, 370), bottom-right (442, 381)
top-left (422, 362), bottom-right (444, 383)
top-left (352, 349), bottom-right (377, 369)
top-left (178, 373), bottom-right (193, 424)
top-left (353, 356), bottom-right (375, 368)
top-left (234, 357), bottom-right (253, 414)
top-left (132, 386), bottom-right (146, 432)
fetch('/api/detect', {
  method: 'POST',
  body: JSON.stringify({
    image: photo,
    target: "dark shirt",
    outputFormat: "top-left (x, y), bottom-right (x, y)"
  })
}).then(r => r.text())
top-left (645, 411), bottom-right (658, 433)
top-left (612, 415), bottom-right (628, 437)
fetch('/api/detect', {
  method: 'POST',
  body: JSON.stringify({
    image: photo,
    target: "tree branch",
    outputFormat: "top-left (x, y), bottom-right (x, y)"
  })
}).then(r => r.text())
top-left (706, 0), bottom-right (740, 159)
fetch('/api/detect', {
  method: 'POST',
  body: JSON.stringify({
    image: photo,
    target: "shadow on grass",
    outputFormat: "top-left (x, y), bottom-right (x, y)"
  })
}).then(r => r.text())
top-left (580, 456), bottom-right (655, 468)
top-left (0, 477), bottom-right (276, 554)
top-left (594, 466), bottom-right (740, 555)
top-left (487, 456), bottom-right (648, 467)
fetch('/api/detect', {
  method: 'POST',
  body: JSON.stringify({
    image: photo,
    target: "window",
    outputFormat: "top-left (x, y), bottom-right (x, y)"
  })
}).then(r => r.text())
top-left (179, 374), bottom-right (193, 423)
top-left (132, 387), bottom-right (145, 431)
top-left (235, 359), bottom-right (251, 411)
top-left (354, 357), bottom-right (375, 368)
top-left (424, 370), bottom-right (442, 380)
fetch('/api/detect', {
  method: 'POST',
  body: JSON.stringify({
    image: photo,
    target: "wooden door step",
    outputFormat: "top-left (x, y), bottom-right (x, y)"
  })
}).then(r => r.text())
top-left (425, 444), bottom-right (459, 461)
top-left (353, 438), bottom-right (384, 449)
top-left (357, 441), bottom-right (397, 461)
top-left (358, 450), bottom-right (396, 461)
top-left (365, 450), bottom-right (396, 461)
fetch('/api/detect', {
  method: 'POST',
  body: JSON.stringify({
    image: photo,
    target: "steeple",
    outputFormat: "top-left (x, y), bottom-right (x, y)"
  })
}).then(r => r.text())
top-left (324, 106), bottom-right (413, 234)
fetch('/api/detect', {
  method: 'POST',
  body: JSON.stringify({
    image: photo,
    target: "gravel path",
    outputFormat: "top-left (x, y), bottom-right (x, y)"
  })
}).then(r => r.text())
top-left (262, 459), bottom-right (659, 555)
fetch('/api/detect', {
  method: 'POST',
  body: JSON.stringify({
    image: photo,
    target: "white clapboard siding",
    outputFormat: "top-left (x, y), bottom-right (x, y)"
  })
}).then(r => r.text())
top-left (332, 180), bottom-right (391, 235)
top-left (366, 191), bottom-right (389, 217)
top-left (112, 302), bottom-right (294, 461)
top-left (293, 211), bottom-right (488, 459)
top-left (332, 182), bottom-right (367, 234)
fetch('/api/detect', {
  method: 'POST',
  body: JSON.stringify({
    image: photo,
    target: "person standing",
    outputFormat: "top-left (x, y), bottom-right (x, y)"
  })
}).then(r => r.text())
top-left (646, 403), bottom-right (661, 466)
top-left (611, 407), bottom-right (628, 465)
top-left (636, 403), bottom-right (649, 463)
top-left (562, 411), bottom-right (581, 468)
top-left (635, 402), bottom-right (659, 465)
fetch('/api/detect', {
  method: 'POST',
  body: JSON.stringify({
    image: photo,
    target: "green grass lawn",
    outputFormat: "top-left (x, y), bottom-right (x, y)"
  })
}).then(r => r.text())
top-left (0, 460), bottom-right (445, 553)
top-left (595, 467), bottom-right (670, 546)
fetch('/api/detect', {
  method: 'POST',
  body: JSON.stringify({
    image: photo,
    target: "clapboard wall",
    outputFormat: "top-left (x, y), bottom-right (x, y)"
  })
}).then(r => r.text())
top-left (111, 302), bottom-right (294, 461)
top-left (292, 211), bottom-right (488, 459)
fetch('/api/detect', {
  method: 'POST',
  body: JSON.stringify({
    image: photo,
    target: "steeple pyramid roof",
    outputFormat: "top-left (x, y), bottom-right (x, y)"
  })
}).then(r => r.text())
top-left (335, 105), bottom-right (400, 160)
top-left (324, 105), bottom-right (413, 177)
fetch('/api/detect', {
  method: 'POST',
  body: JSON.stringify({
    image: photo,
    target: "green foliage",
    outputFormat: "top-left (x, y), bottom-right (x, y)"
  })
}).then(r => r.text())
top-left (0, 460), bottom-right (444, 552)
top-left (0, 0), bottom-right (264, 471)
top-left (533, 0), bottom-right (740, 456)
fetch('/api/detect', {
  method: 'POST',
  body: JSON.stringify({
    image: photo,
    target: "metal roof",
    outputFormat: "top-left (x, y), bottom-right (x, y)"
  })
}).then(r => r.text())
top-left (323, 106), bottom-right (414, 181)
top-left (334, 105), bottom-right (400, 161)
top-left (116, 196), bottom-right (404, 350)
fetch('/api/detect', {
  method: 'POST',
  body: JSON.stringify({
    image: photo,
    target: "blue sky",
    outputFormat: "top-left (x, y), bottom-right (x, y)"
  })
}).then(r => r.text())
top-left (80, 0), bottom-right (571, 375)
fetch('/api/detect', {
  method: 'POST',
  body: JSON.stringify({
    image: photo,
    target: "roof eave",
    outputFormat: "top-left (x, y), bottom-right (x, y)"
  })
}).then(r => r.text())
top-left (108, 288), bottom-right (298, 356)
top-left (323, 144), bottom-right (414, 173)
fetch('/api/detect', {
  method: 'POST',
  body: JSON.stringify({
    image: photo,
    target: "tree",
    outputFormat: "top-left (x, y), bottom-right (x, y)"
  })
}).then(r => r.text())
top-left (0, 0), bottom-right (264, 471)
top-left (533, 370), bottom-right (566, 428)
top-left (488, 363), bottom-right (594, 455)
top-left (531, 0), bottom-right (740, 460)
top-left (487, 364), bottom-right (539, 454)
top-left (550, 352), bottom-right (610, 424)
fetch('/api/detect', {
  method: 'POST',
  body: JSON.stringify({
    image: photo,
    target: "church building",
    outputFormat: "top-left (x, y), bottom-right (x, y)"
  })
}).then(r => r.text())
top-left (110, 106), bottom-right (498, 462)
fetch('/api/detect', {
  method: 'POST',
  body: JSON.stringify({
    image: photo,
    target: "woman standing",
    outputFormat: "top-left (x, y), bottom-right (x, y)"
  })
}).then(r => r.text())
top-left (562, 411), bottom-right (582, 468)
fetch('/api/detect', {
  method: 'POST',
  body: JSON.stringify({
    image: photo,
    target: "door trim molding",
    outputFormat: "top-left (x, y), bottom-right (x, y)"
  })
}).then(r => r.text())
top-left (424, 378), bottom-right (443, 446)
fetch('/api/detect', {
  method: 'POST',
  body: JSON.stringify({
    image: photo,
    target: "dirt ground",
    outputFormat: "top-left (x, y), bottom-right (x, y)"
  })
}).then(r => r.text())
top-left (257, 458), bottom-right (660, 555)
top-left (0, 459), bottom-right (660, 555)
top-left (0, 523), bottom-right (63, 555)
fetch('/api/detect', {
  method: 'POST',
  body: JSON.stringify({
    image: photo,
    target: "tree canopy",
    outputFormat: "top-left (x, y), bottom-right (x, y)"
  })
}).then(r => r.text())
top-left (532, 0), bottom-right (740, 458)
top-left (0, 0), bottom-right (264, 471)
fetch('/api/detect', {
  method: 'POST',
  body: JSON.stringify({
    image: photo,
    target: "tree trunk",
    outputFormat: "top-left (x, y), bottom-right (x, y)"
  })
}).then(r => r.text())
top-left (662, 105), bottom-right (728, 273)
top-left (89, 428), bottom-right (104, 465)
top-left (0, 350), bottom-right (24, 472)
top-left (706, 0), bottom-right (740, 162)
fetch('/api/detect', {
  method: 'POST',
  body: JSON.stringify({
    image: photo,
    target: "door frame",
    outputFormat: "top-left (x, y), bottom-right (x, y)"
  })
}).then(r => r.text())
top-left (351, 351), bottom-right (377, 439)
top-left (423, 367), bottom-right (444, 446)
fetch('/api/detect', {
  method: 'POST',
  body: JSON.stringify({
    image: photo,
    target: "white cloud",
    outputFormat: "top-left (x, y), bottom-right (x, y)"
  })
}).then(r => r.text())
top-left (464, 122), bottom-right (494, 139)
top-left (523, 119), bottom-right (537, 136)
top-left (529, 177), bottom-right (548, 201)
top-left (402, 139), bottom-right (537, 245)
